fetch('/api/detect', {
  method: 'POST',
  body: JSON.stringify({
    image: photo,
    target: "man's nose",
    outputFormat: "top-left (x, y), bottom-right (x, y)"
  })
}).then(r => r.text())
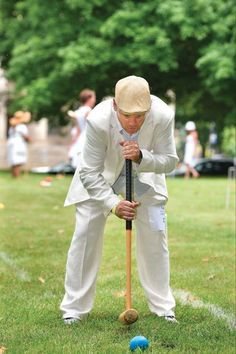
top-left (129, 118), bottom-right (137, 127)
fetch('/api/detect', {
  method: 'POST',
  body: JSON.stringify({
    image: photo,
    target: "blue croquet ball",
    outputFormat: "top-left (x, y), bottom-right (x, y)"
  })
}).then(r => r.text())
top-left (129, 336), bottom-right (149, 351)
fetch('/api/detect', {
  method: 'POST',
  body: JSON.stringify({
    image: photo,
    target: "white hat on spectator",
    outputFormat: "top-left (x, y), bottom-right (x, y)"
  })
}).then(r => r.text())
top-left (185, 121), bottom-right (196, 131)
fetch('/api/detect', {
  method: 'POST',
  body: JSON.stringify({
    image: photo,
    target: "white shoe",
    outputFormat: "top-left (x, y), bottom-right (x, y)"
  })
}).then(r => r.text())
top-left (64, 317), bottom-right (80, 325)
top-left (164, 315), bottom-right (179, 323)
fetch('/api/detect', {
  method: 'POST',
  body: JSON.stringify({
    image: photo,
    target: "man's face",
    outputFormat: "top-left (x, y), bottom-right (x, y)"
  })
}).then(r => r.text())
top-left (113, 100), bottom-right (146, 135)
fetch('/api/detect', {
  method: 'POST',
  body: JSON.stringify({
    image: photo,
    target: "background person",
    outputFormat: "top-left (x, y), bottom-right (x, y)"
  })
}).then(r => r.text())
top-left (67, 89), bottom-right (96, 168)
top-left (60, 76), bottom-right (179, 325)
top-left (67, 116), bottom-right (80, 168)
top-left (208, 122), bottom-right (218, 157)
top-left (183, 121), bottom-right (200, 179)
top-left (7, 111), bottom-right (32, 177)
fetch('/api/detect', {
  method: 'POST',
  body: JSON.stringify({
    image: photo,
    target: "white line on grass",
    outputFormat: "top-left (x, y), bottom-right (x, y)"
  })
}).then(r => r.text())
top-left (173, 289), bottom-right (236, 331)
top-left (0, 252), bottom-right (31, 282)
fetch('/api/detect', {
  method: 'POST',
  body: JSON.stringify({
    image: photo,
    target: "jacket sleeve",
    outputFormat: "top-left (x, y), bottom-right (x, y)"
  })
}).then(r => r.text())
top-left (79, 120), bottom-right (121, 217)
top-left (137, 111), bottom-right (179, 174)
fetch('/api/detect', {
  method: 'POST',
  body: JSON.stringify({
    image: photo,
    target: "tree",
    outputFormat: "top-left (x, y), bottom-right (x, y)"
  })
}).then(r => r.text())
top-left (0, 0), bottom-right (235, 133)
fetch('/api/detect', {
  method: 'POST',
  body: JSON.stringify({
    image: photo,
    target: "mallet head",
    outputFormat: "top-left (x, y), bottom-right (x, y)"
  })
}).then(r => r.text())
top-left (119, 308), bottom-right (139, 325)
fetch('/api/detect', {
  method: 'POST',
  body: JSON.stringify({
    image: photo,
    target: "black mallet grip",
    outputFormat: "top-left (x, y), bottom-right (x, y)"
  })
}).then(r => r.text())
top-left (125, 159), bottom-right (132, 230)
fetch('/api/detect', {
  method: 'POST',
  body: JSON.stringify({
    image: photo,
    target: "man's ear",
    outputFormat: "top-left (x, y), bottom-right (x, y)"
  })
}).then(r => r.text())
top-left (113, 99), bottom-right (117, 111)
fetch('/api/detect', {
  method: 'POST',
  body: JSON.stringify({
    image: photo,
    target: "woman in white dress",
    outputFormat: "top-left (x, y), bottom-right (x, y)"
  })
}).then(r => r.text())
top-left (7, 111), bottom-right (32, 177)
top-left (183, 121), bottom-right (200, 178)
top-left (67, 89), bottom-right (96, 168)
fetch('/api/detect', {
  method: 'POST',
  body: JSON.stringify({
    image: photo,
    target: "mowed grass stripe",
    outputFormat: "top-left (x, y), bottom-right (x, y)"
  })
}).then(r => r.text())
top-left (0, 251), bottom-right (31, 281)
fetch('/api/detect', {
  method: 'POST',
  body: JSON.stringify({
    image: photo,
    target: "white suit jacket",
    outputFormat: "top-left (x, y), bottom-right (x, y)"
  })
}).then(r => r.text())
top-left (64, 95), bottom-right (179, 216)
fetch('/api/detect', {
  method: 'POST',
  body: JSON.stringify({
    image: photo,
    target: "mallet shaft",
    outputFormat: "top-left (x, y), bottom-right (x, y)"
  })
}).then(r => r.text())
top-left (126, 159), bottom-right (132, 230)
top-left (126, 229), bottom-right (132, 309)
top-left (119, 159), bottom-right (138, 324)
top-left (126, 159), bottom-right (132, 309)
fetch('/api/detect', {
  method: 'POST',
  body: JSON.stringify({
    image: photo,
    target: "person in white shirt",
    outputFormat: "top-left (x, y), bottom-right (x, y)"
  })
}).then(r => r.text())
top-left (7, 111), bottom-right (32, 177)
top-left (68, 89), bottom-right (96, 168)
top-left (183, 121), bottom-right (200, 178)
top-left (60, 76), bottom-right (179, 324)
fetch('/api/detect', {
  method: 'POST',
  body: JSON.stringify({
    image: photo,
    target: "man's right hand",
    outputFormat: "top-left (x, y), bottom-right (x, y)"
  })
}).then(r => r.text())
top-left (115, 200), bottom-right (140, 220)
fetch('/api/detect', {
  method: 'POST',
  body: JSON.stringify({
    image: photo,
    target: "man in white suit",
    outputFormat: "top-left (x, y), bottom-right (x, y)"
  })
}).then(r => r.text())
top-left (60, 76), bottom-right (179, 324)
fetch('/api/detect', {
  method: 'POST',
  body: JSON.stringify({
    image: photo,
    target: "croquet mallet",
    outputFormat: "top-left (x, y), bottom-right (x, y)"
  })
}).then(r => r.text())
top-left (119, 159), bottom-right (139, 325)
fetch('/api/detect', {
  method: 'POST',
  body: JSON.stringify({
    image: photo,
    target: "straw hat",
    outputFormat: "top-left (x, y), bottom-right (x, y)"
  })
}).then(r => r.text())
top-left (115, 76), bottom-right (151, 114)
top-left (9, 111), bottom-right (31, 126)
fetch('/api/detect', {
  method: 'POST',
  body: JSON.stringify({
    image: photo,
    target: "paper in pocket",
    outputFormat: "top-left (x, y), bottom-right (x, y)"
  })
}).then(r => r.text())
top-left (148, 205), bottom-right (166, 231)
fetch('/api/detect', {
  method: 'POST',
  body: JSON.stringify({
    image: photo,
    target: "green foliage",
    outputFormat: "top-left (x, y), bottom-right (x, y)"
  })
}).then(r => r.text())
top-left (0, 0), bottom-right (235, 128)
top-left (222, 126), bottom-right (236, 157)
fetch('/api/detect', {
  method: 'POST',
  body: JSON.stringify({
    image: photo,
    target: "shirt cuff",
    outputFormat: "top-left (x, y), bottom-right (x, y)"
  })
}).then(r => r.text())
top-left (103, 195), bottom-right (121, 217)
top-left (136, 149), bottom-right (143, 164)
top-left (111, 204), bottom-right (118, 214)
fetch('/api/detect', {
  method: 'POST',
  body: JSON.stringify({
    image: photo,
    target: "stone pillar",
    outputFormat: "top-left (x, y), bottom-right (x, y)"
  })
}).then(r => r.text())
top-left (0, 67), bottom-right (9, 142)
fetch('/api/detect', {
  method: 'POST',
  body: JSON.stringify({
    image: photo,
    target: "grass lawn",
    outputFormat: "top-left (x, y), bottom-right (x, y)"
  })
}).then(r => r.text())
top-left (0, 172), bottom-right (235, 353)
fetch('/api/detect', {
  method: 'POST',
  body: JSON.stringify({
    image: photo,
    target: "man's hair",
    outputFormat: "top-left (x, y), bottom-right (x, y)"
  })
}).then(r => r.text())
top-left (79, 89), bottom-right (95, 104)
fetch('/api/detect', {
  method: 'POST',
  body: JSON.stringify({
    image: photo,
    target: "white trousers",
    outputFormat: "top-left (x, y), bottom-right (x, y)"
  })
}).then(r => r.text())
top-left (60, 190), bottom-right (175, 319)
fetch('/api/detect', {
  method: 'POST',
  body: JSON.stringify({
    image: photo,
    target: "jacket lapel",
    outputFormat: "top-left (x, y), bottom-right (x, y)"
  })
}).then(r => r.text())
top-left (138, 111), bottom-right (154, 149)
top-left (110, 111), bottom-right (124, 176)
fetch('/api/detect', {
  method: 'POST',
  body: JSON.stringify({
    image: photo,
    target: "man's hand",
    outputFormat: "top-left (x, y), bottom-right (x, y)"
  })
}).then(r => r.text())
top-left (120, 141), bottom-right (142, 163)
top-left (115, 200), bottom-right (140, 220)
